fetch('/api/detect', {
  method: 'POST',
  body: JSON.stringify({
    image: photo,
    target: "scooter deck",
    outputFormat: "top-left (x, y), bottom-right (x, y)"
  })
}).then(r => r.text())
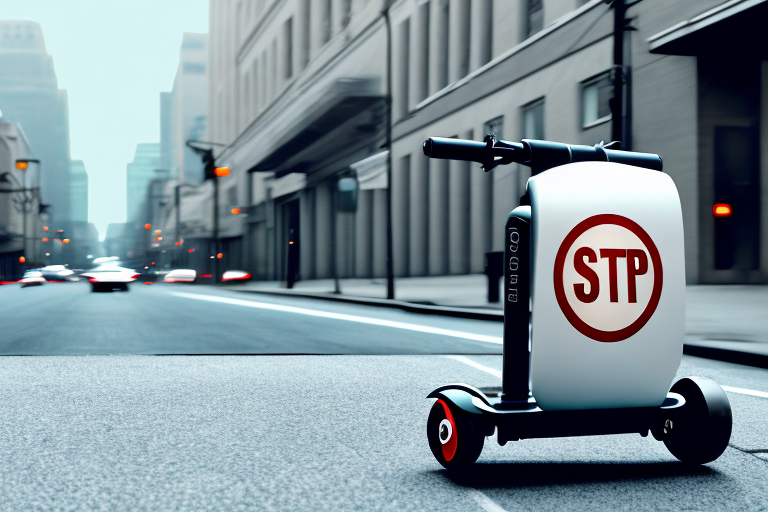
top-left (429, 384), bottom-right (684, 444)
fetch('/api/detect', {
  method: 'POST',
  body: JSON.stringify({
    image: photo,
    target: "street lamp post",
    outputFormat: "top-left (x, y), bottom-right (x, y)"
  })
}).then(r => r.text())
top-left (186, 140), bottom-right (228, 283)
top-left (1, 159), bottom-right (41, 266)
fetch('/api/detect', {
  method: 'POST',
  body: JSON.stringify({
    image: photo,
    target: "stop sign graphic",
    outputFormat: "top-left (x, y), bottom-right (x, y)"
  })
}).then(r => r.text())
top-left (553, 214), bottom-right (663, 342)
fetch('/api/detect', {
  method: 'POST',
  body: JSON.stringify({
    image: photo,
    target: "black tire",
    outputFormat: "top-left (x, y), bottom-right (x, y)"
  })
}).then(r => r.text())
top-left (91, 283), bottom-right (100, 293)
top-left (427, 399), bottom-right (484, 470)
top-left (662, 376), bottom-right (732, 464)
top-left (120, 283), bottom-right (129, 291)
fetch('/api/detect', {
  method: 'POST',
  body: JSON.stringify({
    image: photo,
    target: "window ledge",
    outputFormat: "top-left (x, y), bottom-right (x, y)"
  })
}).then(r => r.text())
top-left (582, 115), bottom-right (612, 130)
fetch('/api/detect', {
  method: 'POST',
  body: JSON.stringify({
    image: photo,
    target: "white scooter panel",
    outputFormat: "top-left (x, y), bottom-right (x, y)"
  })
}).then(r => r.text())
top-left (528, 162), bottom-right (685, 411)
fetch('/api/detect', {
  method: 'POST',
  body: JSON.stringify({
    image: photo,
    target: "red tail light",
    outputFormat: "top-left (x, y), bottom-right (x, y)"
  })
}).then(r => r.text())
top-left (130, 273), bottom-right (140, 280)
top-left (89, 278), bottom-right (98, 283)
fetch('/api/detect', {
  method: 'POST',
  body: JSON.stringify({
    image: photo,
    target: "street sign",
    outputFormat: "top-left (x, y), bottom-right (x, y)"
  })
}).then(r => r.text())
top-left (553, 214), bottom-right (662, 342)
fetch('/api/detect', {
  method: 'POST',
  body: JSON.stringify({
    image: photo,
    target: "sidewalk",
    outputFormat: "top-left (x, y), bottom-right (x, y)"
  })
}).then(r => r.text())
top-left (225, 275), bottom-right (768, 368)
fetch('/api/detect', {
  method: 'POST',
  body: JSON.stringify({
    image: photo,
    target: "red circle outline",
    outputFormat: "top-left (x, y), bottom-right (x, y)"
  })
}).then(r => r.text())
top-left (553, 214), bottom-right (663, 342)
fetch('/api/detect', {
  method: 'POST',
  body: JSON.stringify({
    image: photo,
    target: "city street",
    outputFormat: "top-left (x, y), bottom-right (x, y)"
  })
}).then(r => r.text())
top-left (2, 282), bottom-right (768, 510)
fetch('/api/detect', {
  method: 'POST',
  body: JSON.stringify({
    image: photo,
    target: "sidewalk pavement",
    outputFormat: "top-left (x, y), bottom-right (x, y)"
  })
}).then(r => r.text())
top-left (224, 275), bottom-right (768, 368)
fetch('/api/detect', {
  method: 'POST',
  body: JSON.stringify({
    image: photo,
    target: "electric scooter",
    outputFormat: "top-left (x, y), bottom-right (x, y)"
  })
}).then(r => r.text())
top-left (423, 136), bottom-right (733, 469)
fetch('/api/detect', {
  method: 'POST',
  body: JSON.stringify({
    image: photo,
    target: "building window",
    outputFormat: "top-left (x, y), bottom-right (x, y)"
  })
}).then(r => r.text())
top-left (522, 99), bottom-right (544, 140)
top-left (396, 18), bottom-right (410, 119)
top-left (582, 72), bottom-right (612, 128)
top-left (182, 62), bottom-right (206, 74)
top-left (526, 0), bottom-right (543, 39)
top-left (301, 0), bottom-right (310, 69)
top-left (322, 0), bottom-right (333, 44)
top-left (284, 17), bottom-right (293, 80)
top-left (483, 116), bottom-right (504, 140)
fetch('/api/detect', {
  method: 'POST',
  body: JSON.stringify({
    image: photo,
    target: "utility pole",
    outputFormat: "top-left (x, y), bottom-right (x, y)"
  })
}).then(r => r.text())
top-left (213, 175), bottom-right (220, 282)
top-left (383, 4), bottom-right (395, 300)
top-left (611, 0), bottom-right (626, 148)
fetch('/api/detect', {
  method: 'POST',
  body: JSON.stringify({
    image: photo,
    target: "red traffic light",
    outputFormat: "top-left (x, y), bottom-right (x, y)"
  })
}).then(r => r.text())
top-left (188, 248), bottom-right (195, 253)
top-left (713, 203), bottom-right (732, 217)
top-left (217, 252), bottom-right (223, 259)
top-left (231, 208), bottom-right (241, 215)
top-left (214, 167), bottom-right (230, 177)
top-left (62, 238), bottom-right (70, 244)
top-left (19, 256), bottom-right (25, 264)
top-left (43, 226), bottom-right (49, 231)
top-left (145, 223), bottom-right (152, 230)
top-left (42, 237), bottom-right (49, 242)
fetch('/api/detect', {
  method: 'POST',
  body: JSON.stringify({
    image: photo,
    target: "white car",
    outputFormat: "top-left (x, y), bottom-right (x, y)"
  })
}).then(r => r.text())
top-left (40, 264), bottom-right (77, 282)
top-left (222, 270), bottom-right (251, 282)
top-left (163, 269), bottom-right (197, 283)
top-left (20, 270), bottom-right (46, 287)
top-left (82, 265), bottom-right (139, 292)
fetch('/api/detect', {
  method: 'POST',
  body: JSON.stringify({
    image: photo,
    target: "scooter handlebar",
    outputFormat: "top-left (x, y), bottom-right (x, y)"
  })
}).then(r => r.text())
top-left (423, 136), bottom-right (663, 174)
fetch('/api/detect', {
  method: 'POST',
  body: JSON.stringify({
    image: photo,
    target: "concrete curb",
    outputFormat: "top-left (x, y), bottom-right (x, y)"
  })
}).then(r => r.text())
top-left (683, 343), bottom-right (768, 369)
top-left (235, 289), bottom-right (504, 322)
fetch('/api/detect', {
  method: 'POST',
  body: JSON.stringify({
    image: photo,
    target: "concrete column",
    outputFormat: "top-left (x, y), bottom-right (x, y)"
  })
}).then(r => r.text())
top-left (372, 189), bottom-right (388, 278)
top-left (448, 157), bottom-right (470, 274)
top-left (315, 183), bottom-right (332, 278)
top-left (392, 154), bottom-right (410, 276)
top-left (409, 153), bottom-right (430, 276)
top-left (355, 189), bottom-right (373, 277)
top-left (448, 0), bottom-right (471, 83)
top-left (491, 166), bottom-right (517, 252)
top-left (469, 155), bottom-right (493, 273)
top-left (429, 0), bottom-right (449, 94)
top-left (428, 158), bottom-right (449, 275)
top-left (410, 1), bottom-right (430, 108)
top-left (394, 18), bottom-right (411, 122)
top-left (470, 0), bottom-right (492, 71)
top-left (336, 211), bottom-right (354, 278)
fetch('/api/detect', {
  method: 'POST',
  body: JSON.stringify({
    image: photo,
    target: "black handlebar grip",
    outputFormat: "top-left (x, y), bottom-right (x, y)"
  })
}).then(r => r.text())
top-left (603, 149), bottom-right (663, 172)
top-left (423, 137), bottom-right (489, 163)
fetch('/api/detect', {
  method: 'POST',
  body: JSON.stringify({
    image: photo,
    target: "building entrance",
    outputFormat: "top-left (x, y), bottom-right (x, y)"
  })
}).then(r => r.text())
top-left (714, 126), bottom-right (760, 271)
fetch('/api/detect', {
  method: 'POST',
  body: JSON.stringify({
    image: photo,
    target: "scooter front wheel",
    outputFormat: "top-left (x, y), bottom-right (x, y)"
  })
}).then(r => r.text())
top-left (427, 399), bottom-right (484, 470)
top-left (662, 376), bottom-right (732, 464)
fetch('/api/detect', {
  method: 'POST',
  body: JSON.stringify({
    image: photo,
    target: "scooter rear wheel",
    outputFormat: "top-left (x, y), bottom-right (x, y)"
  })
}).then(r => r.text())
top-left (427, 399), bottom-right (484, 470)
top-left (662, 376), bottom-right (732, 464)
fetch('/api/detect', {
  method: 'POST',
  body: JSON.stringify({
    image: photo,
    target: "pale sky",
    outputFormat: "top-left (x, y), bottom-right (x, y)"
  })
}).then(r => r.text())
top-left (0, 0), bottom-right (209, 238)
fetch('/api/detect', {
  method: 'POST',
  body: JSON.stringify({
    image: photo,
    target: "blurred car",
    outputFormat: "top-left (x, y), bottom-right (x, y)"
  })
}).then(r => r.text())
top-left (222, 270), bottom-right (251, 283)
top-left (40, 264), bottom-right (77, 282)
top-left (163, 269), bottom-right (196, 283)
top-left (82, 265), bottom-right (139, 292)
top-left (20, 270), bottom-right (46, 288)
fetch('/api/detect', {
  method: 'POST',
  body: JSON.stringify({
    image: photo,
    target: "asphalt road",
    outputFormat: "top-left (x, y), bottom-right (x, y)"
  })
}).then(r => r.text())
top-left (2, 282), bottom-right (768, 511)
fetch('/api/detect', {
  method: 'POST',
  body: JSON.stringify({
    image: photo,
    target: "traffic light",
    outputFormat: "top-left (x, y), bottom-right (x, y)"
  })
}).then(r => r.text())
top-left (202, 149), bottom-right (216, 180)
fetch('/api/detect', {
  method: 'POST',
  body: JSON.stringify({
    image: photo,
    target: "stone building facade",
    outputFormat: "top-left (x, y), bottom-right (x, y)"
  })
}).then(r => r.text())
top-left (199, 0), bottom-right (768, 285)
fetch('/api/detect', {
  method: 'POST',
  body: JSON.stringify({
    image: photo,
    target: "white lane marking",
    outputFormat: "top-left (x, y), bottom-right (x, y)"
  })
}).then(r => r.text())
top-left (722, 385), bottom-right (768, 399)
top-left (171, 291), bottom-right (503, 345)
top-left (447, 356), bottom-right (768, 400)
top-left (470, 490), bottom-right (508, 512)
top-left (446, 355), bottom-right (502, 378)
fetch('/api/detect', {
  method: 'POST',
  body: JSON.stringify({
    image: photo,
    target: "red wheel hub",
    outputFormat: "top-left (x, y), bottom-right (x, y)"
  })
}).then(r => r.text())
top-left (436, 400), bottom-right (458, 461)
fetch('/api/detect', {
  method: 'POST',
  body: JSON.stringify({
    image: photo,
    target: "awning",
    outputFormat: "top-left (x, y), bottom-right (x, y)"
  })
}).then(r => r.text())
top-left (247, 78), bottom-right (386, 178)
top-left (649, 0), bottom-right (768, 57)
top-left (268, 173), bottom-right (307, 198)
top-left (350, 151), bottom-right (388, 190)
